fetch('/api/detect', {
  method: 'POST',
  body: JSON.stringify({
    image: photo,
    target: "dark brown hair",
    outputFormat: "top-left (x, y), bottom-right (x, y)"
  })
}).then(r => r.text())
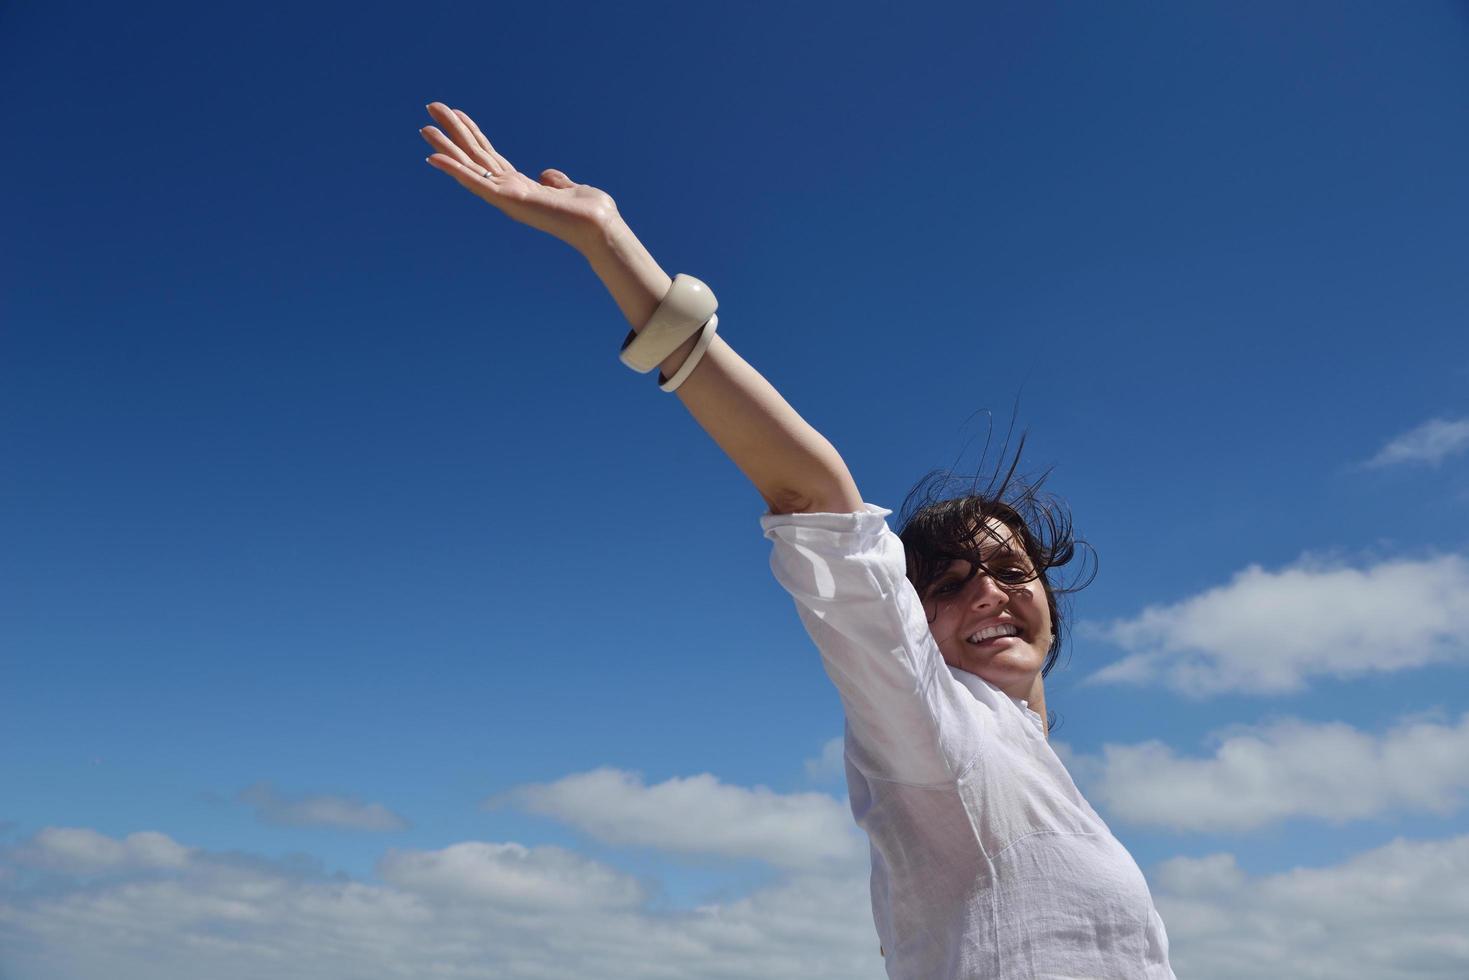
top-left (896, 425), bottom-right (1096, 729)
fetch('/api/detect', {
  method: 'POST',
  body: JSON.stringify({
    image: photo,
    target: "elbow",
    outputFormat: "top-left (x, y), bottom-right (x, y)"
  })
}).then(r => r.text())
top-left (762, 480), bottom-right (864, 516)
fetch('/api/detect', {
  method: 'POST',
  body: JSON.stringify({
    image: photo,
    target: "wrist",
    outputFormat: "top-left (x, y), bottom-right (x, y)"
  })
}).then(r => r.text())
top-left (580, 214), bottom-right (639, 267)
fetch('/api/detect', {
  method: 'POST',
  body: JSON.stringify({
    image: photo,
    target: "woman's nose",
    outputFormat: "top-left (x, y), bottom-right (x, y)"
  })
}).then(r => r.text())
top-left (968, 575), bottom-right (1010, 609)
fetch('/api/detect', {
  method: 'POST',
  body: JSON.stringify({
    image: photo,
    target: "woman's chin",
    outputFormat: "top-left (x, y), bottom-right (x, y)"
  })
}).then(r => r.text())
top-left (957, 648), bottom-right (1043, 692)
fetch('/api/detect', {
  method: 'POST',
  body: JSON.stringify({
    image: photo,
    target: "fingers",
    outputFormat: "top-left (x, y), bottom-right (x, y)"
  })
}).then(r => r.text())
top-left (420, 124), bottom-right (483, 174)
top-left (421, 102), bottom-right (538, 216)
top-left (423, 102), bottom-right (513, 177)
top-left (453, 109), bottom-right (513, 173)
top-left (422, 103), bottom-right (481, 172)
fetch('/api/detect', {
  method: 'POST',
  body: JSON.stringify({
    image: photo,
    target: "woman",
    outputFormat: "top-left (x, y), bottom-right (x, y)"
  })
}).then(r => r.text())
top-left (420, 101), bottom-right (1177, 980)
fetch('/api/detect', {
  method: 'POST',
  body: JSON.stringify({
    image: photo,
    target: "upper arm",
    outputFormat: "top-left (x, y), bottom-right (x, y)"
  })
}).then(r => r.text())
top-left (762, 507), bottom-right (988, 782)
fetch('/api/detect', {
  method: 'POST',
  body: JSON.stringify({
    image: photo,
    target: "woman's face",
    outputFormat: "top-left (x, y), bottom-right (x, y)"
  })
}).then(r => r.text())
top-left (918, 517), bottom-right (1054, 699)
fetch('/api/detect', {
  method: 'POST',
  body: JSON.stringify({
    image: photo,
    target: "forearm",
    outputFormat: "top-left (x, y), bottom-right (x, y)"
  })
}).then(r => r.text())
top-left (582, 219), bottom-right (862, 515)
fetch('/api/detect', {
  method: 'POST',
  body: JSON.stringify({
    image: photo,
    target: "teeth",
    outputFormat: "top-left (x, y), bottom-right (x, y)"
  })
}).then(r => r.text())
top-left (968, 624), bottom-right (1020, 643)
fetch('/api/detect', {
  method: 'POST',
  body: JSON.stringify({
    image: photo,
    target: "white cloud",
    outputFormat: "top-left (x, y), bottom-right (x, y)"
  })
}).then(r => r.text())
top-left (237, 782), bottom-right (409, 832)
top-left (1365, 417), bottom-right (1469, 468)
top-left (1155, 834), bottom-right (1469, 979)
top-left (1069, 711), bottom-right (1469, 832)
top-left (0, 827), bottom-right (882, 980)
top-left (803, 736), bottom-right (845, 783)
top-left (494, 767), bottom-right (864, 871)
top-left (16, 827), bottom-right (194, 873)
top-left (10, 824), bottom-right (1469, 980)
top-left (1087, 553), bottom-right (1469, 695)
top-left (377, 841), bottom-right (644, 911)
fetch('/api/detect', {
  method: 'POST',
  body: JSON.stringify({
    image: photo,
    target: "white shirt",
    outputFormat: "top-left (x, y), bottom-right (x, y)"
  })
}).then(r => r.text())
top-left (762, 503), bottom-right (1175, 980)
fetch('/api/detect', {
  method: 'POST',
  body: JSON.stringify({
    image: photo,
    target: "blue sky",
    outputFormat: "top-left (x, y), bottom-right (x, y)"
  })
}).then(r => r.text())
top-left (3, 1), bottom-right (1468, 977)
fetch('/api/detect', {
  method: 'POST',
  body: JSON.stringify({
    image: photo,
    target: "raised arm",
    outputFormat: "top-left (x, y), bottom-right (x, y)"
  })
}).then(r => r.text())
top-left (421, 102), bottom-right (862, 515)
top-left (581, 221), bottom-right (862, 514)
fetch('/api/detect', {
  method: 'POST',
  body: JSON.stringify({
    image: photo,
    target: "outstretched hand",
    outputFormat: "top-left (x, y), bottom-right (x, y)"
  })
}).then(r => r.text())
top-left (420, 102), bottom-right (619, 253)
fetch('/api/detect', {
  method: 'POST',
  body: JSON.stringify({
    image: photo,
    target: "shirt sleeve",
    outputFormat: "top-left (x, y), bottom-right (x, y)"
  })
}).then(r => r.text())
top-left (761, 503), bottom-right (990, 784)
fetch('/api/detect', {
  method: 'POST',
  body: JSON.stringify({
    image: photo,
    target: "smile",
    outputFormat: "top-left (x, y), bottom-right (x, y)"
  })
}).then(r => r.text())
top-left (967, 624), bottom-right (1022, 644)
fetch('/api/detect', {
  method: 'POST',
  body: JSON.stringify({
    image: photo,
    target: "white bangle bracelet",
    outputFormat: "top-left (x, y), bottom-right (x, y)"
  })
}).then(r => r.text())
top-left (657, 313), bottom-right (718, 392)
top-left (619, 273), bottom-right (718, 374)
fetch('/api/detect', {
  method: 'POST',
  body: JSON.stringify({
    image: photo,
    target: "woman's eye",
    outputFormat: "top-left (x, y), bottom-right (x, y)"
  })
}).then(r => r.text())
top-left (932, 564), bottom-right (1031, 597)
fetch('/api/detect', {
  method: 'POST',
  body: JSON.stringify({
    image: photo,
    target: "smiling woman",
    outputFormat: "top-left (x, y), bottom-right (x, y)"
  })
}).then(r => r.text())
top-left (917, 517), bottom-right (1056, 717)
top-left (421, 99), bottom-right (1174, 980)
top-left (896, 455), bottom-right (1098, 732)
